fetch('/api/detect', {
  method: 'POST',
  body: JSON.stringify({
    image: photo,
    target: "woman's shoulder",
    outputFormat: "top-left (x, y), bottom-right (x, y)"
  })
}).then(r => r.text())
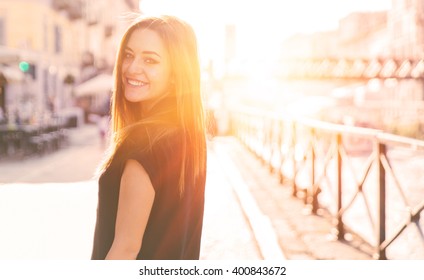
top-left (124, 124), bottom-right (182, 155)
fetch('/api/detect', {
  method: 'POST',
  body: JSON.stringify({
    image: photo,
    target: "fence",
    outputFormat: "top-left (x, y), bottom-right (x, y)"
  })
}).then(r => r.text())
top-left (231, 107), bottom-right (424, 259)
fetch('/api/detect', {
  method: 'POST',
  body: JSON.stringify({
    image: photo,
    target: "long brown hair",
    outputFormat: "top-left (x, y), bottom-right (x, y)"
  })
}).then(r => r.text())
top-left (99, 15), bottom-right (206, 195)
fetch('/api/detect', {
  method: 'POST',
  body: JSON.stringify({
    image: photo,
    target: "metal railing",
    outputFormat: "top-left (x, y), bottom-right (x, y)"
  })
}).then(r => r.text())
top-left (230, 107), bottom-right (424, 259)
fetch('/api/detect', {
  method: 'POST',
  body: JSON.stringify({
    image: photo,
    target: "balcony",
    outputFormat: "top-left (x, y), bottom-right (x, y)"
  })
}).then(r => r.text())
top-left (52, 0), bottom-right (82, 21)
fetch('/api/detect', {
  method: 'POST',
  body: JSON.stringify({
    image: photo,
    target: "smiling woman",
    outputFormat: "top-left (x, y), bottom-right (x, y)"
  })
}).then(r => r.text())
top-left (91, 14), bottom-right (207, 260)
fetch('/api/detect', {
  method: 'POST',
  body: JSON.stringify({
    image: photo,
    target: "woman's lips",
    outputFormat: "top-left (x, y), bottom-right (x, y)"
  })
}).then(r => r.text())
top-left (126, 78), bottom-right (147, 87)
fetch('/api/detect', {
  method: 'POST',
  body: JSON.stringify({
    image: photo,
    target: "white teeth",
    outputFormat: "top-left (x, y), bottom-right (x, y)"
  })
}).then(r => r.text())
top-left (127, 78), bottom-right (146, 86)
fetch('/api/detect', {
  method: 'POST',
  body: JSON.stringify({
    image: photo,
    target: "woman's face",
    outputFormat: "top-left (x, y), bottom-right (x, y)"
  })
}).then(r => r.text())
top-left (121, 28), bottom-right (172, 106)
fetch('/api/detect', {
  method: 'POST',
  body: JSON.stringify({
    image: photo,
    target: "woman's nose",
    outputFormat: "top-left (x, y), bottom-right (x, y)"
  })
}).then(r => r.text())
top-left (128, 58), bottom-right (144, 74)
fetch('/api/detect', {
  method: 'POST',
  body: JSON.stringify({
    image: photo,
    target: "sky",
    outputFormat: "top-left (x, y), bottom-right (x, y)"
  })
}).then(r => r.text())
top-left (139, 0), bottom-right (391, 34)
top-left (138, 0), bottom-right (392, 68)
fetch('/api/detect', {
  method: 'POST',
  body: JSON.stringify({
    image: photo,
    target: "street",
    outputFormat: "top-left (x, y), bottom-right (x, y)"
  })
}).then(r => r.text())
top-left (0, 125), bottom-right (263, 260)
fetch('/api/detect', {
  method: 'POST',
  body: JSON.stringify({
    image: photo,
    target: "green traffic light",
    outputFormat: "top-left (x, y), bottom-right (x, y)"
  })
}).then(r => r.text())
top-left (19, 61), bottom-right (30, 72)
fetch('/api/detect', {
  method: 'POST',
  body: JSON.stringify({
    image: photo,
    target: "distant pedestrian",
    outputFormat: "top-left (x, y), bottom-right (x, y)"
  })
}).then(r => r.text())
top-left (206, 109), bottom-right (218, 139)
top-left (0, 107), bottom-right (6, 124)
top-left (91, 14), bottom-right (207, 260)
top-left (97, 115), bottom-right (109, 149)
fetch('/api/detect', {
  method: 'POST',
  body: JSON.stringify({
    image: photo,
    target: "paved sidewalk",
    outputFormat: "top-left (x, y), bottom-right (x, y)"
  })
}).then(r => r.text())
top-left (212, 137), bottom-right (375, 260)
top-left (200, 145), bottom-right (262, 260)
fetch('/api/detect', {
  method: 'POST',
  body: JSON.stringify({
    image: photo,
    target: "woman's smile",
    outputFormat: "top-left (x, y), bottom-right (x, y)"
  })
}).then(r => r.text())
top-left (125, 77), bottom-right (148, 87)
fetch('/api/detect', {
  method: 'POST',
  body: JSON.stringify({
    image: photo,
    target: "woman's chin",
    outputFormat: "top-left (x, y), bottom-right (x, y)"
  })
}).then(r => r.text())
top-left (124, 91), bottom-right (145, 103)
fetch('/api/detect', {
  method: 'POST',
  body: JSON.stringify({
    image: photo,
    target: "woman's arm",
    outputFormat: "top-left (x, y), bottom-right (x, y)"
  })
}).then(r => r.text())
top-left (106, 159), bottom-right (155, 260)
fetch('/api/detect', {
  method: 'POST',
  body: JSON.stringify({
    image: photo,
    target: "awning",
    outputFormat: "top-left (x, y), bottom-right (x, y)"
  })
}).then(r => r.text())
top-left (0, 47), bottom-right (20, 63)
top-left (74, 73), bottom-right (113, 97)
top-left (0, 65), bottom-right (24, 83)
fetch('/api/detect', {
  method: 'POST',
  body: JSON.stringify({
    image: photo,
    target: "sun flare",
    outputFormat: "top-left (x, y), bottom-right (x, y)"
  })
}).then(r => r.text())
top-left (139, 0), bottom-right (390, 77)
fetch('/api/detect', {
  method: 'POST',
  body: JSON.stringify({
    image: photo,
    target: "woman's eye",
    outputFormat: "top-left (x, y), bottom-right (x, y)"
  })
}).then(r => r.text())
top-left (124, 52), bottom-right (133, 59)
top-left (145, 58), bottom-right (158, 64)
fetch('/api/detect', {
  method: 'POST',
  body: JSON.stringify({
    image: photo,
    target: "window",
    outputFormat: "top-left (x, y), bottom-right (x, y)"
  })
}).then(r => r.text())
top-left (0, 18), bottom-right (5, 45)
top-left (54, 25), bottom-right (62, 53)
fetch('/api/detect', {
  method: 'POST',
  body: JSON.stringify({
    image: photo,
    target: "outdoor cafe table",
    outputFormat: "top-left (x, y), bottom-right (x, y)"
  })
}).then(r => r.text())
top-left (0, 124), bottom-right (43, 157)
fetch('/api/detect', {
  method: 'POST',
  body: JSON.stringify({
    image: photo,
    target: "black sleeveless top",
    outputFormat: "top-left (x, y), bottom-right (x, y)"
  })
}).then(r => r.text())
top-left (91, 121), bottom-right (206, 260)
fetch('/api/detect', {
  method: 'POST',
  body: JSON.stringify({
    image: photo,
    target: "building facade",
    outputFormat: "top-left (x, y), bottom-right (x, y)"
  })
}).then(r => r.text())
top-left (389, 0), bottom-right (424, 58)
top-left (277, 0), bottom-right (424, 137)
top-left (0, 0), bottom-right (139, 126)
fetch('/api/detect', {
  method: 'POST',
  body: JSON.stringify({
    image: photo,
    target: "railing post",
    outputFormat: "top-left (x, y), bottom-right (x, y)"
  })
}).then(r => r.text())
top-left (291, 121), bottom-right (297, 197)
top-left (311, 128), bottom-right (318, 214)
top-left (376, 141), bottom-right (387, 260)
top-left (278, 120), bottom-right (284, 184)
top-left (336, 133), bottom-right (345, 240)
top-left (248, 115), bottom-right (252, 147)
top-left (259, 116), bottom-right (266, 164)
top-left (268, 118), bottom-right (275, 173)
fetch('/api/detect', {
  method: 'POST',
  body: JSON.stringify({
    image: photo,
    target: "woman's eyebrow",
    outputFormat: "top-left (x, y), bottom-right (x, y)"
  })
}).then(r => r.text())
top-left (142, 51), bottom-right (161, 58)
top-left (124, 47), bottom-right (161, 58)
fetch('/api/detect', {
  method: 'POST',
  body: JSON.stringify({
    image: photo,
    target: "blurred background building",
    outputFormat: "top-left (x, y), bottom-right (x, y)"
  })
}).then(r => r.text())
top-left (273, 0), bottom-right (424, 138)
top-left (0, 0), bottom-right (423, 138)
top-left (0, 0), bottom-right (139, 127)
